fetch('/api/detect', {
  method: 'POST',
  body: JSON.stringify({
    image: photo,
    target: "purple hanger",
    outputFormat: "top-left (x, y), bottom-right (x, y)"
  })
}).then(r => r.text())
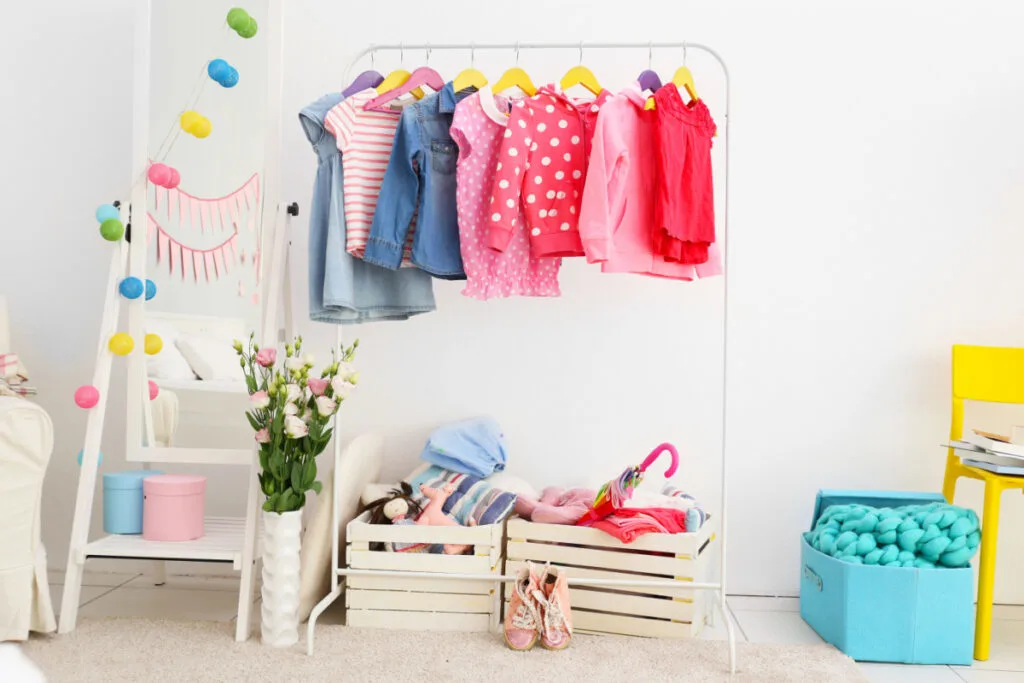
top-left (637, 69), bottom-right (663, 92)
top-left (342, 70), bottom-right (384, 98)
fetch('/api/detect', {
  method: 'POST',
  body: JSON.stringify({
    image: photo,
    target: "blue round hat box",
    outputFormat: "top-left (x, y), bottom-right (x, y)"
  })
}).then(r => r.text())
top-left (103, 470), bottom-right (163, 534)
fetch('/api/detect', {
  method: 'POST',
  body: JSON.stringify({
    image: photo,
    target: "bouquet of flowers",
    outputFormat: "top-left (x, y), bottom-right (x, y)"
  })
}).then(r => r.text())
top-left (233, 334), bottom-right (359, 513)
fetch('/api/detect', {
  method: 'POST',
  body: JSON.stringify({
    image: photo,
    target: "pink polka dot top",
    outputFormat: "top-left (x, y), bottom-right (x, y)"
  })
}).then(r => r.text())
top-left (450, 87), bottom-right (561, 300)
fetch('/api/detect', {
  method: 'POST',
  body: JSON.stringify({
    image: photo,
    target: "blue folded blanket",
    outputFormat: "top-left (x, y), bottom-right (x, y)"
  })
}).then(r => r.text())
top-left (420, 417), bottom-right (507, 478)
top-left (805, 502), bottom-right (980, 568)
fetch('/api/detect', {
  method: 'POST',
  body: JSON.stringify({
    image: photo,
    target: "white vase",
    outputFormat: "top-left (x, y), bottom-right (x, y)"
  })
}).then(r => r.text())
top-left (261, 509), bottom-right (302, 647)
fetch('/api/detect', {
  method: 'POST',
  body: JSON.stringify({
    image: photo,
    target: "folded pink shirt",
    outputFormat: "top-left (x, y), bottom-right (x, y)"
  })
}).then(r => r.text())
top-left (487, 84), bottom-right (612, 258)
top-left (579, 83), bottom-right (721, 280)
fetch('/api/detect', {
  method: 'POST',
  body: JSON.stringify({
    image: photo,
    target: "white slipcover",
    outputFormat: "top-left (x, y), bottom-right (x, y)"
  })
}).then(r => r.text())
top-left (0, 397), bottom-right (55, 641)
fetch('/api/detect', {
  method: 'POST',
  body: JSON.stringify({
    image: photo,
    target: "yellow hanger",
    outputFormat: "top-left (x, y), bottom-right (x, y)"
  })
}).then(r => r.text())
top-left (375, 46), bottom-right (424, 99)
top-left (560, 44), bottom-right (603, 96)
top-left (671, 65), bottom-right (699, 102)
top-left (453, 44), bottom-right (488, 93)
top-left (492, 44), bottom-right (537, 96)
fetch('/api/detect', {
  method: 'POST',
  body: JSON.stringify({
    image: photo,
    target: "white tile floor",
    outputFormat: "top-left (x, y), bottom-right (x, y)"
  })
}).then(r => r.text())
top-left (47, 571), bottom-right (1024, 682)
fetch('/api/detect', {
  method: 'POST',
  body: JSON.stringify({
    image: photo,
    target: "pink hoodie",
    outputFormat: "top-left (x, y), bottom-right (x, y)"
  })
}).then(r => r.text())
top-left (578, 84), bottom-right (722, 280)
top-left (487, 84), bottom-right (612, 258)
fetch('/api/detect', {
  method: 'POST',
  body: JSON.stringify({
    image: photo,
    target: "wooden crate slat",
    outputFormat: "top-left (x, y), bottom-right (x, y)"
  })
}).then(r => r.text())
top-left (348, 549), bottom-right (496, 575)
top-left (347, 573), bottom-right (496, 595)
top-left (507, 518), bottom-right (711, 556)
top-left (503, 560), bottom-right (700, 599)
top-left (347, 609), bottom-right (491, 632)
top-left (348, 519), bottom-right (498, 546)
top-left (507, 540), bottom-right (697, 577)
top-left (347, 589), bottom-right (492, 614)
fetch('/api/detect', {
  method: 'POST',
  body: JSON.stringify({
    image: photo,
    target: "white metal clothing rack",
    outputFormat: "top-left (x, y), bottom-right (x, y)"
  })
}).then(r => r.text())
top-left (307, 41), bottom-right (736, 671)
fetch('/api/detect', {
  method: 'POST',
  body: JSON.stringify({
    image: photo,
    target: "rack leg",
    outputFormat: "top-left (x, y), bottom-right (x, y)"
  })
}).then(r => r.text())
top-left (715, 591), bottom-right (737, 674)
top-left (58, 556), bottom-right (85, 633)
top-left (306, 584), bottom-right (344, 655)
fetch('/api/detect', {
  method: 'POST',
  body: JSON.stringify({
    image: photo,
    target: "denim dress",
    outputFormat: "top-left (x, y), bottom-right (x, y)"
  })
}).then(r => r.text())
top-left (300, 93), bottom-right (436, 324)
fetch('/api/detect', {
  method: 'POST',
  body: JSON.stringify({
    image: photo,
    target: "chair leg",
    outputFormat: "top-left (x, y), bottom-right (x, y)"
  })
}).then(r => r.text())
top-left (975, 481), bottom-right (1003, 661)
top-left (942, 456), bottom-right (960, 504)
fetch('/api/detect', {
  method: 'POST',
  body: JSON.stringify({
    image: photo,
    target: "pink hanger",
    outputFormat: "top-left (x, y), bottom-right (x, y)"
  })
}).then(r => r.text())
top-left (363, 66), bottom-right (445, 111)
top-left (639, 443), bottom-right (679, 478)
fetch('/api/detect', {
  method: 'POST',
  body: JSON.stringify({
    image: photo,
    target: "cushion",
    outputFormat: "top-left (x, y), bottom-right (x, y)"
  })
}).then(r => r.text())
top-left (174, 334), bottom-right (242, 381)
top-left (144, 322), bottom-right (196, 381)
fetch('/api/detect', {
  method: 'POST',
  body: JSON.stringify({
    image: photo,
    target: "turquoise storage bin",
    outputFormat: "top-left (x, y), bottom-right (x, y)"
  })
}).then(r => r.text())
top-left (103, 470), bottom-right (162, 534)
top-left (800, 489), bottom-right (975, 664)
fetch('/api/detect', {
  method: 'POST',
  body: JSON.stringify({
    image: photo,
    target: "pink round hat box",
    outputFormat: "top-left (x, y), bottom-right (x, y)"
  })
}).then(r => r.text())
top-left (142, 474), bottom-right (206, 541)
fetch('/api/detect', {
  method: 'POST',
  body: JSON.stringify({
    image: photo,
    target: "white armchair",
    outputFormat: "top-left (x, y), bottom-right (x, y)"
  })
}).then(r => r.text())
top-left (0, 295), bottom-right (56, 642)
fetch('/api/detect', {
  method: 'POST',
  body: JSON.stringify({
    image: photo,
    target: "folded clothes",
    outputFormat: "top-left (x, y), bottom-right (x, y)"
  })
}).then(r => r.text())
top-left (806, 502), bottom-right (981, 568)
top-left (408, 465), bottom-right (517, 526)
top-left (586, 507), bottom-right (689, 543)
top-left (420, 417), bottom-right (508, 478)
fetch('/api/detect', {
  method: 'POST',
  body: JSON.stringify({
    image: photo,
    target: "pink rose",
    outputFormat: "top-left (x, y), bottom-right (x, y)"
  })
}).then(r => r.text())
top-left (307, 378), bottom-right (328, 396)
top-left (254, 428), bottom-right (270, 443)
top-left (249, 391), bottom-right (270, 409)
top-left (255, 348), bottom-right (277, 367)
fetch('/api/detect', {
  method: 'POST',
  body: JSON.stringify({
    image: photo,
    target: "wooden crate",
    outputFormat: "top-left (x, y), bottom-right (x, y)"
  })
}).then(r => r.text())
top-left (345, 512), bottom-right (504, 632)
top-left (504, 517), bottom-right (716, 639)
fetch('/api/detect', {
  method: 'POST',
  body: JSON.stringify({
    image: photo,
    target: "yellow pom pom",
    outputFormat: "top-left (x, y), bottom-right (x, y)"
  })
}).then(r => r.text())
top-left (193, 118), bottom-right (212, 138)
top-left (180, 110), bottom-right (201, 131)
top-left (108, 332), bottom-right (134, 356)
top-left (144, 333), bottom-right (163, 355)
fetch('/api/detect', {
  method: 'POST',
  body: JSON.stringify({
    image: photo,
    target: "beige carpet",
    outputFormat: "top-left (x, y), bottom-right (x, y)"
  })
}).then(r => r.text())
top-left (23, 619), bottom-right (867, 683)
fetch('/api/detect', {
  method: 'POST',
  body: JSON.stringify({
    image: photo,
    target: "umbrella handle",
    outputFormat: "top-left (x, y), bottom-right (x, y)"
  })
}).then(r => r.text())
top-left (639, 442), bottom-right (679, 478)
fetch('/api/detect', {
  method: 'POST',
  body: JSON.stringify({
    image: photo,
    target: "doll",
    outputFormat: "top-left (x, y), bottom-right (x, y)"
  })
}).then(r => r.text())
top-left (417, 483), bottom-right (471, 555)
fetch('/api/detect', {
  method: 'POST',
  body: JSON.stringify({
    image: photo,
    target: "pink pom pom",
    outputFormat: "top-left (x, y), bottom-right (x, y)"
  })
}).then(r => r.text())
top-left (148, 380), bottom-right (160, 400)
top-left (147, 162), bottom-right (175, 187)
top-left (74, 385), bottom-right (100, 409)
top-left (166, 166), bottom-right (181, 189)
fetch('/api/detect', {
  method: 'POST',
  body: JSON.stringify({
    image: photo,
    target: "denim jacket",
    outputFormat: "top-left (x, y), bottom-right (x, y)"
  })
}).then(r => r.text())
top-left (300, 93), bottom-right (436, 324)
top-left (364, 82), bottom-right (471, 280)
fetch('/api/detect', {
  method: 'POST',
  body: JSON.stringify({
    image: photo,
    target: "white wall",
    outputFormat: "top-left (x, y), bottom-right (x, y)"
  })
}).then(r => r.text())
top-left (6, 0), bottom-right (1024, 600)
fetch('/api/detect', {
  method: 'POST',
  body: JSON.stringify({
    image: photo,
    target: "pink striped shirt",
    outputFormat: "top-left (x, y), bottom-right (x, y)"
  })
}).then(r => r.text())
top-left (324, 89), bottom-right (415, 262)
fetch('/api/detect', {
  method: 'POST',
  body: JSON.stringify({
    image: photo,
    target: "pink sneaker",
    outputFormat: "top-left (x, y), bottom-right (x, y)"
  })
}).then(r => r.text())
top-left (504, 563), bottom-right (542, 651)
top-left (534, 564), bottom-right (573, 650)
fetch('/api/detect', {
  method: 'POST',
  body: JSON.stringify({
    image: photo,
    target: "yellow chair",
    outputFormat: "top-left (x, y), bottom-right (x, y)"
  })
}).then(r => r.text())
top-left (942, 344), bottom-right (1024, 661)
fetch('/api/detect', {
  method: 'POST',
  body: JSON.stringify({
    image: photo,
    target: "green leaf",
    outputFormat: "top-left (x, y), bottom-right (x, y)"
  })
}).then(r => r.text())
top-left (245, 412), bottom-right (262, 431)
top-left (264, 493), bottom-right (279, 512)
top-left (311, 481), bottom-right (323, 495)
top-left (290, 461), bottom-right (303, 493)
top-left (303, 458), bottom-right (318, 489)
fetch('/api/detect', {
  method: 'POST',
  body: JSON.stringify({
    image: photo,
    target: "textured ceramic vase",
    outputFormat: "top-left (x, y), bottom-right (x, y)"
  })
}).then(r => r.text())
top-left (261, 509), bottom-right (302, 647)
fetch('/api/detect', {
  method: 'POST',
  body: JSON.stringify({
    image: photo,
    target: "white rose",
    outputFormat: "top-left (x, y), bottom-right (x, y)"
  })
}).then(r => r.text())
top-left (315, 395), bottom-right (338, 417)
top-left (335, 362), bottom-right (357, 381)
top-left (303, 352), bottom-right (316, 367)
top-left (283, 402), bottom-right (299, 416)
top-left (285, 357), bottom-right (304, 372)
top-left (248, 391), bottom-right (270, 409)
top-left (284, 414), bottom-right (308, 439)
top-left (301, 407), bottom-right (314, 423)
top-left (285, 383), bottom-right (302, 403)
top-left (331, 376), bottom-right (354, 399)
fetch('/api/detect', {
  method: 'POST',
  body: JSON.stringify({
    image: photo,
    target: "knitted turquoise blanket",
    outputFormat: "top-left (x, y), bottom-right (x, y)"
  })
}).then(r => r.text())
top-left (805, 502), bottom-right (980, 568)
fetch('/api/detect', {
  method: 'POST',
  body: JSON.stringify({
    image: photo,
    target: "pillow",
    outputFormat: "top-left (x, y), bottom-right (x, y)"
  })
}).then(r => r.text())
top-left (145, 322), bottom-right (196, 380)
top-left (175, 334), bottom-right (243, 381)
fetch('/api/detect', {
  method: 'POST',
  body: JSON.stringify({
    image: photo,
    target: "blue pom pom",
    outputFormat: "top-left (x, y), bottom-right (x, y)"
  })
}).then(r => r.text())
top-left (77, 449), bottom-right (103, 466)
top-left (145, 279), bottom-right (157, 301)
top-left (118, 277), bottom-right (144, 299)
top-left (208, 58), bottom-right (230, 81)
top-left (221, 67), bottom-right (239, 88)
top-left (96, 204), bottom-right (120, 223)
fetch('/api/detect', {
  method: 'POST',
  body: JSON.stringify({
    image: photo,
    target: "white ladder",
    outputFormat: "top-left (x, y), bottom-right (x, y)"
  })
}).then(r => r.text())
top-left (58, 200), bottom-right (296, 641)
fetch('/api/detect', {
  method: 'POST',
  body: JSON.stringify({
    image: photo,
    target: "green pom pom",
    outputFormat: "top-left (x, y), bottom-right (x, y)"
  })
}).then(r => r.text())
top-left (100, 218), bottom-right (124, 241)
top-left (238, 16), bottom-right (258, 38)
top-left (227, 7), bottom-right (249, 29)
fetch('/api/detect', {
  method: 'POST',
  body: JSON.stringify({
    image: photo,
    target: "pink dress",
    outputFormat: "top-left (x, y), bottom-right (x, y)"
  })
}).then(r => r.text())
top-left (450, 87), bottom-right (561, 300)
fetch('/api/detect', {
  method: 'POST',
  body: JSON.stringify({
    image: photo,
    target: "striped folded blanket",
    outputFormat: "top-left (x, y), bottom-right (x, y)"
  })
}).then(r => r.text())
top-left (408, 465), bottom-right (518, 527)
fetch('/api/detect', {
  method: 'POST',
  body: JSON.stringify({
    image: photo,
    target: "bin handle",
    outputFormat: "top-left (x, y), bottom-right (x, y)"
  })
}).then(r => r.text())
top-left (803, 564), bottom-right (822, 592)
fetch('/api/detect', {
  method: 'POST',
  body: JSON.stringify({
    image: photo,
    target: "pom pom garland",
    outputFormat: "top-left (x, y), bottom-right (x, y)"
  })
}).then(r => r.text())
top-left (226, 8), bottom-right (258, 38)
top-left (147, 162), bottom-right (181, 189)
top-left (148, 380), bottom-right (160, 400)
top-left (108, 332), bottom-right (134, 356)
top-left (145, 279), bottom-right (157, 301)
top-left (118, 277), bottom-right (144, 299)
top-left (95, 204), bottom-right (120, 223)
top-left (74, 385), bottom-right (100, 409)
top-left (77, 449), bottom-right (103, 467)
top-left (207, 58), bottom-right (240, 88)
top-left (144, 333), bottom-right (163, 355)
top-left (180, 110), bottom-right (212, 138)
top-left (100, 219), bottom-right (124, 241)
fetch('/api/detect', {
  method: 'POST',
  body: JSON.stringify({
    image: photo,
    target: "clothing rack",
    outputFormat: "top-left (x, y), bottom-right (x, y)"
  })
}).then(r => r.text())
top-left (309, 41), bottom-right (736, 669)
